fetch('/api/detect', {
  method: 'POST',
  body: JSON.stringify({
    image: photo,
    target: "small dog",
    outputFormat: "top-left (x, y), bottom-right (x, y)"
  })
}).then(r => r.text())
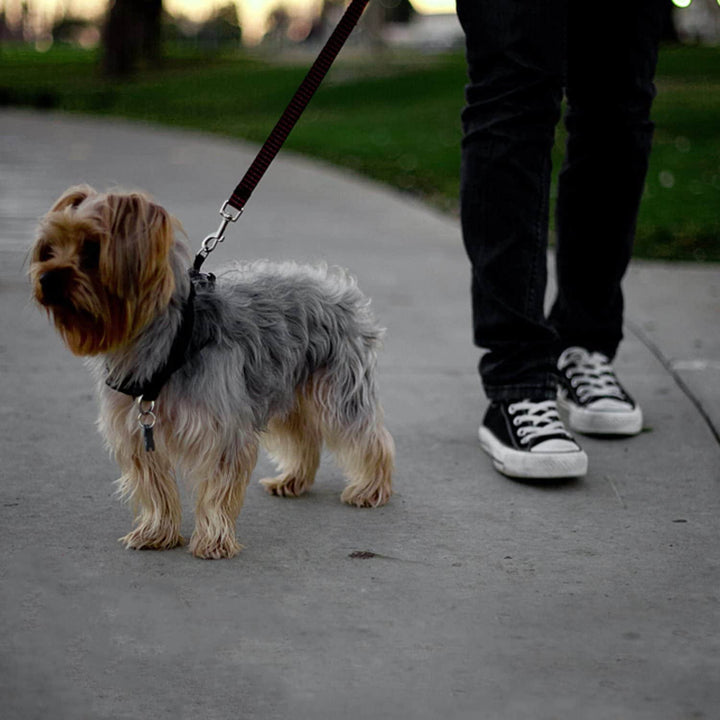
top-left (29, 186), bottom-right (394, 559)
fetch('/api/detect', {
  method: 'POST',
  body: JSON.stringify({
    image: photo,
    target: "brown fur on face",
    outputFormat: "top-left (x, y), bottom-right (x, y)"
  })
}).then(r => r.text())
top-left (29, 185), bottom-right (176, 355)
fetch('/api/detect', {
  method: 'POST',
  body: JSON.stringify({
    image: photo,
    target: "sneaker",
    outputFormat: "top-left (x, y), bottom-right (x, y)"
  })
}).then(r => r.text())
top-left (479, 399), bottom-right (588, 479)
top-left (557, 347), bottom-right (643, 436)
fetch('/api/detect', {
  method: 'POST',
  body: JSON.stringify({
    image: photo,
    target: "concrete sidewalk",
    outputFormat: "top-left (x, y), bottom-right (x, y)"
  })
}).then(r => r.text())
top-left (1, 109), bottom-right (718, 720)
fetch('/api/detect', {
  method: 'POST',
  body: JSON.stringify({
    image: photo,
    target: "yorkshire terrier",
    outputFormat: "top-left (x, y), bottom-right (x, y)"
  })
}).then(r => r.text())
top-left (29, 186), bottom-right (394, 559)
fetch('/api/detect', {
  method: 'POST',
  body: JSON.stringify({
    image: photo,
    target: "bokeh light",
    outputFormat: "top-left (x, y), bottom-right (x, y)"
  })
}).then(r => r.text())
top-left (10, 1), bottom-right (456, 46)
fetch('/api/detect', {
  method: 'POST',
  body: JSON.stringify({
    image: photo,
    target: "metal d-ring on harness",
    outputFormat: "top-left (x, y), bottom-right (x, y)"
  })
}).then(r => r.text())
top-left (132, 0), bottom-right (371, 451)
top-left (136, 398), bottom-right (157, 452)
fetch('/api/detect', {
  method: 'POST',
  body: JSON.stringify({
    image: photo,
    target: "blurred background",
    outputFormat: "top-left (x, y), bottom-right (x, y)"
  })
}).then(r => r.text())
top-left (1, 0), bottom-right (718, 261)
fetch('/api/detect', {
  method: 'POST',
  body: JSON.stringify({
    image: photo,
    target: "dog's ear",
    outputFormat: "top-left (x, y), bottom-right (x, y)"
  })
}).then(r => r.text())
top-left (50, 185), bottom-right (96, 213)
top-left (100, 192), bottom-right (176, 324)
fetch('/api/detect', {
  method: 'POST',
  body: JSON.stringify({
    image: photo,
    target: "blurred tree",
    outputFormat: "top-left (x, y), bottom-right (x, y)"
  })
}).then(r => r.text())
top-left (52, 16), bottom-right (94, 45)
top-left (264, 5), bottom-right (291, 45)
top-left (197, 3), bottom-right (242, 49)
top-left (102, 0), bottom-right (163, 77)
top-left (0, 10), bottom-right (13, 43)
top-left (661, 0), bottom-right (680, 42)
top-left (384, 0), bottom-right (415, 24)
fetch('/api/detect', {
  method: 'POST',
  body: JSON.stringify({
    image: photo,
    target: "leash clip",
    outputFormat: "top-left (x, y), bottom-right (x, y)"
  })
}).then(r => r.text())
top-left (201, 202), bottom-right (242, 256)
top-left (195, 202), bottom-right (243, 270)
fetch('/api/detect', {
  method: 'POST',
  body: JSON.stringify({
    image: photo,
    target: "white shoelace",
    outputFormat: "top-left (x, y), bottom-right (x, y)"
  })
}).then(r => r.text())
top-left (558, 347), bottom-right (627, 403)
top-left (508, 400), bottom-right (570, 446)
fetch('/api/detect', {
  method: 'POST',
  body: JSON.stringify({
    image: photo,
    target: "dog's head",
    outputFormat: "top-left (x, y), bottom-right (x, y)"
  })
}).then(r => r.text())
top-left (29, 185), bottom-right (177, 355)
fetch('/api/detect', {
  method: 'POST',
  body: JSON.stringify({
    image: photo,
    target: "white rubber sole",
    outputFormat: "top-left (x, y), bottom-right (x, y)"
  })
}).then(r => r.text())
top-left (557, 395), bottom-right (643, 436)
top-left (479, 427), bottom-right (588, 480)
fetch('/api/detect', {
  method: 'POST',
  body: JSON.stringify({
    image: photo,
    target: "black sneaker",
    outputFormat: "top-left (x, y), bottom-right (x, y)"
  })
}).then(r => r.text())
top-left (479, 399), bottom-right (588, 479)
top-left (557, 347), bottom-right (643, 436)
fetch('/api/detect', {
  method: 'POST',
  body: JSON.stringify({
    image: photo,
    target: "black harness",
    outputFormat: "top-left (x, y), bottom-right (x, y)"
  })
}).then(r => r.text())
top-left (105, 271), bottom-right (214, 451)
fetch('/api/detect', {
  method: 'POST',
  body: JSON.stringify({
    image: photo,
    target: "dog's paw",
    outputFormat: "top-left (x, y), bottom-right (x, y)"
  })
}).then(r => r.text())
top-left (120, 527), bottom-right (185, 551)
top-left (341, 485), bottom-right (393, 508)
top-left (260, 474), bottom-right (312, 498)
top-left (188, 532), bottom-right (243, 560)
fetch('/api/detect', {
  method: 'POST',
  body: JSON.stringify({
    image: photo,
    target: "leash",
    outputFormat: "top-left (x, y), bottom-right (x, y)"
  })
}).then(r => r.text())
top-left (193, 0), bottom-right (371, 273)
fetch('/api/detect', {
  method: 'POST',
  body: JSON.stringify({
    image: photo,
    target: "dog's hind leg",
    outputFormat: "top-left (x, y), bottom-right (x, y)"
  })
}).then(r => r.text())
top-left (309, 363), bottom-right (394, 507)
top-left (332, 418), bottom-right (394, 508)
top-left (260, 398), bottom-right (322, 498)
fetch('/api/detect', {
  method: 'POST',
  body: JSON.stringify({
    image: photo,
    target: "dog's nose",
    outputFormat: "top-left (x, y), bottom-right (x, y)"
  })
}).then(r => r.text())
top-left (39, 268), bottom-right (72, 305)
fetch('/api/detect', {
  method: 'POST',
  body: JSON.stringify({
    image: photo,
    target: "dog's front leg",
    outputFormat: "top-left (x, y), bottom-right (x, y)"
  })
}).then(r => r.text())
top-left (187, 440), bottom-right (257, 559)
top-left (115, 448), bottom-right (184, 551)
top-left (99, 390), bottom-right (183, 551)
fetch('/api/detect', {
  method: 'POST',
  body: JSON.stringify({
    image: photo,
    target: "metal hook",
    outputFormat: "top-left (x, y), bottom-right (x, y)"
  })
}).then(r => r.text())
top-left (198, 202), bottom-right (243, 260)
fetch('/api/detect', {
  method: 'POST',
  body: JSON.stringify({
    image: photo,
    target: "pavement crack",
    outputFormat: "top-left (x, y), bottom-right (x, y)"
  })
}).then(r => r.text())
top-left (604, 475), bottom-right (627, 509)
top-left (627, 318), bottom-right (720, 448)
top-left (347, 550), bottom-right (426, 564)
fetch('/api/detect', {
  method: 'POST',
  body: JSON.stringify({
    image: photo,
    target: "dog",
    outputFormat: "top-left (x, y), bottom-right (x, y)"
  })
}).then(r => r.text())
top-left (29, 185), bottom-right (394, 559)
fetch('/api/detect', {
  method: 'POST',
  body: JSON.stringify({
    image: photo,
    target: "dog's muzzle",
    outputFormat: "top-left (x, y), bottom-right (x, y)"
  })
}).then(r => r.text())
top-left (39, 268), bottom-right (73, 306)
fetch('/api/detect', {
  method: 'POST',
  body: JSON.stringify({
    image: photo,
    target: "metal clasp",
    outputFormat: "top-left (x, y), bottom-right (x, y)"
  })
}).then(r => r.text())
top-left (199, 201), bottom-right (243, 260)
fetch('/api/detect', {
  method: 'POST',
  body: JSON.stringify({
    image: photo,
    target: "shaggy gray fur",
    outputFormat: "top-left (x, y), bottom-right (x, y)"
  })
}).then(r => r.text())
top-left (95, 242), bottom-right (385, 437)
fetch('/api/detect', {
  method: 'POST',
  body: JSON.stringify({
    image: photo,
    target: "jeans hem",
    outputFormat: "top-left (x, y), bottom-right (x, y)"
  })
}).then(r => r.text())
top-left (484, 379), bottom-right (558, 403)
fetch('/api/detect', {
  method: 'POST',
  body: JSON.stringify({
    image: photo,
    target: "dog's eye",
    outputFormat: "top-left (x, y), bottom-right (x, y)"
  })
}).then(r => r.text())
top-left (37, 244), bottom-right (53, 262)
top-left (80, 239), bottom-right (101, 270)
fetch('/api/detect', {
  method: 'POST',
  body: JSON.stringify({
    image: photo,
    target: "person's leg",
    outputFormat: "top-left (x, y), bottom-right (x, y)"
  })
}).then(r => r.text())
top-left (549, 0), bottom-right (664, 437)
top-left (457, 0), bottom-right (567, 403)
top-left (549, 0), bottom-right (665, 357)
top-left (458, 0), bottom-right (586, 479)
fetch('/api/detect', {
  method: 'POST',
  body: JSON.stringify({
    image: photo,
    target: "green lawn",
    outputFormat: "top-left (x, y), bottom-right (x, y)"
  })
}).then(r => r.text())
top-left (1, 42), bottom-right (718, 261)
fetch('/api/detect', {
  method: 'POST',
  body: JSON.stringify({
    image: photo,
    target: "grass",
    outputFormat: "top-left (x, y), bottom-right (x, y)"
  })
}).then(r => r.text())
top-left (0, 42), bottom-right (718, 262)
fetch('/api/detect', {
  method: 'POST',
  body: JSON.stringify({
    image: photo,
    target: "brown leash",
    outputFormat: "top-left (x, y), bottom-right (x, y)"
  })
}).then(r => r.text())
top-left (193, 0), bottom-right (371, 272)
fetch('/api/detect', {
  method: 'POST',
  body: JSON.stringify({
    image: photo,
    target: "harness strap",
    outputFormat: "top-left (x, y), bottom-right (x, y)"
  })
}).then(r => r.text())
top-left (106, 279), bottom-right (198, 402)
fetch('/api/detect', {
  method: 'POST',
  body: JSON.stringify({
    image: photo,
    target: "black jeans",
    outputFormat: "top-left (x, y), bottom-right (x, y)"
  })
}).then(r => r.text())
top-left (457, 0), bottom-right (664, 401)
